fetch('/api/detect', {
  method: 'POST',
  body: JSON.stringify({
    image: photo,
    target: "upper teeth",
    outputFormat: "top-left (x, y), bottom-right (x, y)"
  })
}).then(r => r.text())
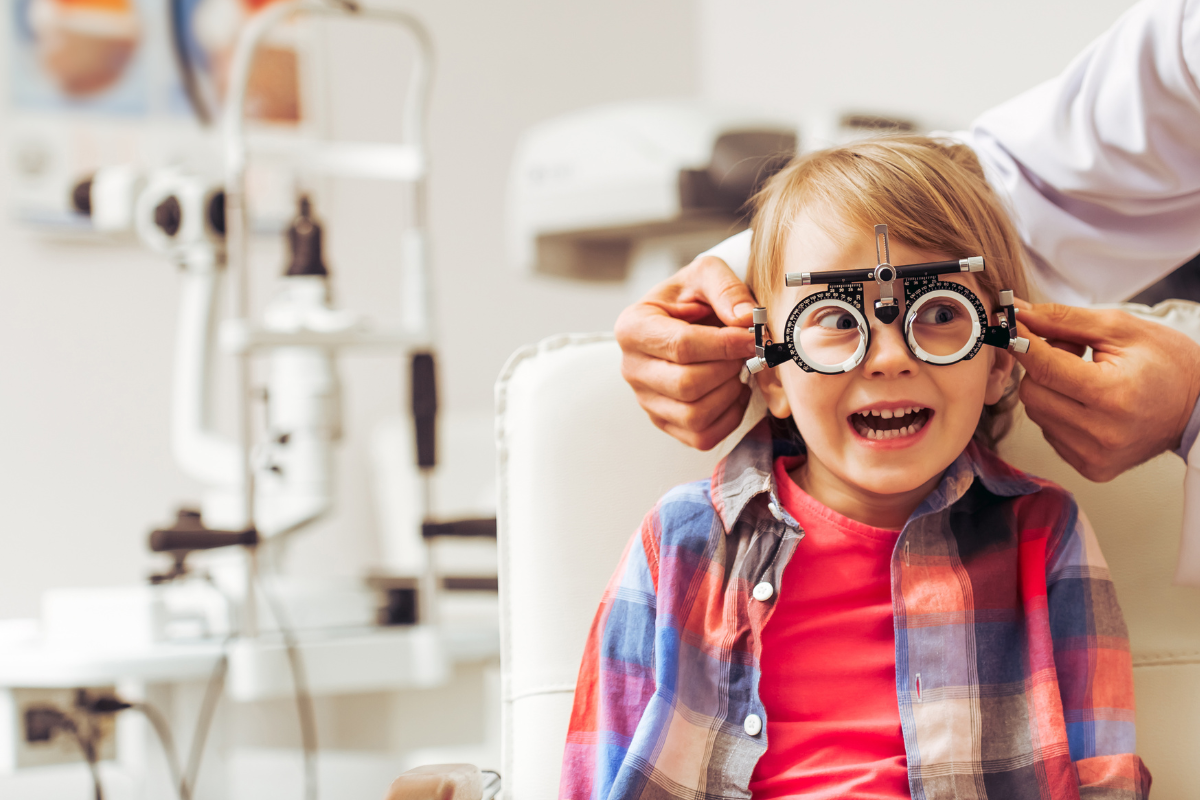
top-left (852, 406), bottom-right (929, 440)
top-left (858, 406), bottom-right (923, 418)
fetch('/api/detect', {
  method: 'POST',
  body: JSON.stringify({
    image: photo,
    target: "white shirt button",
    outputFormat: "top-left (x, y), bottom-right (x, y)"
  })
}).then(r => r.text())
top-left (767, 501), bottom-right (784, 521)
top-left (752, 581), bottom-right (774, 602)
top-left (744, 713), bottom-right (763, 736)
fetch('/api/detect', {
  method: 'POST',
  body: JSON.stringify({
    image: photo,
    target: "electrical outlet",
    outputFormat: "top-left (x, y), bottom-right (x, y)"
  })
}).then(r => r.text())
top-left (0, 687), bottom-right (119, 772)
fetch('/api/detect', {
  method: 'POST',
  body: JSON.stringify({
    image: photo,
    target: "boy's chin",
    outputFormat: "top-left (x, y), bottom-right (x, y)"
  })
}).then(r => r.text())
top-left (843, 464), bottom-right (943, 497)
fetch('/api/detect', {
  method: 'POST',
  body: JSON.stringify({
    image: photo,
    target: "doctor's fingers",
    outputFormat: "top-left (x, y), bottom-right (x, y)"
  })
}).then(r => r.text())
top-left (637, 376), bottom-right (750, 437)
top-left (666, 254), bottom-right (758, 327)
top-left (1018, 314), bottom-right (1200, 434)
top-left (1018, 376), bottom-right (1090, 434)
top-left (1018, 385), bottom-right (1123, 482)
top-left (622, 253), bottom-right (756, 326)
top-left (1035, 413), bottom-right (1160, 484)
top-left (1019, 377), bottom-right (1153, 481)
top-left (616, 302), bottom-right (756, 366)
top-left (1044, 339), bottom-right (1089, 358)
top-left (1038, 426), bottom-right (1126, 484)
top-left (648, 383), bottom-right (752, 452)
top-left (1012, 303), bottom-right (1086, 356)
top-left (1011, 322), bottom-right (1111, 400)
top-left (622, 348), bottom-right (746, 402)
top-left (1014, 303), bottom-right (1131, 349)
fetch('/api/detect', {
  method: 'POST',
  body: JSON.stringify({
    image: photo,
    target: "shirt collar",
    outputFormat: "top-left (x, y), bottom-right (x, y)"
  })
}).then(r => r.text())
top-left (710, 420), bottom-right (1043, 533)
top-left (710, 419), bottom-right (777, 533)
top-left (910, 439), bottom-right (1043, 520)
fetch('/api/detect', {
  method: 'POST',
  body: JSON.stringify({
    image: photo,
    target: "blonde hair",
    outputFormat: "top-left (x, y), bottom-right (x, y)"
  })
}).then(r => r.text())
top-left (747, 135), bottom-right (1031, 450)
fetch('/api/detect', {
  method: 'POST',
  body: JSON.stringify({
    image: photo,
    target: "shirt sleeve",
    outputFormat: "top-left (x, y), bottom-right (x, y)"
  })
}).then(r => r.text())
top-left (1171, 398), bottom-right (1200, 583)
top-left (559, 510), bottom-right (661, 800)
top-left (1173, 394), bottom-right (1200, 461)
top-left (1176, 440), bottom-right (1200, 584)
top-left (967, 0), bottom-right (1200, 305)
top-left (696, 228), bottom-right (752, 281)
top-left (1045, 504), bottom-right (1152, 798)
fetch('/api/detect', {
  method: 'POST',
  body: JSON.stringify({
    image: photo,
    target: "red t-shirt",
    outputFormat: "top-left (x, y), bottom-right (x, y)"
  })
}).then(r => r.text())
top-left (749, 457), bottom-right (910, 800)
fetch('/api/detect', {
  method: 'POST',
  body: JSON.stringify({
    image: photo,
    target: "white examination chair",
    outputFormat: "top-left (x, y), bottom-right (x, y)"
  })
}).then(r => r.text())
top-left (492, 306), bottom-right (1200, 799)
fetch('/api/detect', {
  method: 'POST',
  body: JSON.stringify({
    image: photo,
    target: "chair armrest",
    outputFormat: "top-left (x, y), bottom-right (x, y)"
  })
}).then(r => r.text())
top-left (385, 764), bottom-right (494, 800)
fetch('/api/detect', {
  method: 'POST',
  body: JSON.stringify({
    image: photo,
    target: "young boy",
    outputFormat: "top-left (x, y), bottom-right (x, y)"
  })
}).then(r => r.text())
top-left (561, 137), bottom-right (1150, 800)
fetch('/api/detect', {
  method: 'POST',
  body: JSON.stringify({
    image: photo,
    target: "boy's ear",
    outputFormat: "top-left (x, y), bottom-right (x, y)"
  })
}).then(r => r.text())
top-left (755, 362), bottom-right (793, 419)
top-left (983, 347), bottom-right (1015, 405)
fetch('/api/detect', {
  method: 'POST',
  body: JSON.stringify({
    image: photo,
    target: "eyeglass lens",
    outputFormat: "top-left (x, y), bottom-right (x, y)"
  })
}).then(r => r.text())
top-left (795, 301), bottom-right (866, 370)
top-left (907, 293), bottom-right (976, 358)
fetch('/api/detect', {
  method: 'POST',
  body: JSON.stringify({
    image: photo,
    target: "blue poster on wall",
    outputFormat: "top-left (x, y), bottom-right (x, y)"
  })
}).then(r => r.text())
top-left (6, 0), bottom-right (301, 230)
top-left (9, 0), bottom-right (151, 114)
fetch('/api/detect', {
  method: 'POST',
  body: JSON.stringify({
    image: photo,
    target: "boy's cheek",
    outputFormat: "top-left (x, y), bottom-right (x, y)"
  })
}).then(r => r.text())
top-left (782, 374), bottom-right (847, 436)
top-left (930, 361), bottom-right (991, 427)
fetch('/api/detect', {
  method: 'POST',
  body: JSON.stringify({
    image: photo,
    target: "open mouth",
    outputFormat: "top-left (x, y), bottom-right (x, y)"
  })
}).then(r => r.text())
top-left (850, 406), bottom-right (932, 441)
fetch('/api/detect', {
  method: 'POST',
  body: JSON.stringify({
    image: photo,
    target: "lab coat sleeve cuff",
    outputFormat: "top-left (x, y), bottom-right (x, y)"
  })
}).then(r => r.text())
top-left (1175, 398), bottom-right (1200, 585)
top-left (1174, 392), bottom-right (1200, 461)
top-left (697, 228), bottom-right (752, 281)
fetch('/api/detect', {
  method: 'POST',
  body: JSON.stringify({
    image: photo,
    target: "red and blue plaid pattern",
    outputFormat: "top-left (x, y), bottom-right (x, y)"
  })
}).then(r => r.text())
top-left (561, 421), bottom-right (1150, 799)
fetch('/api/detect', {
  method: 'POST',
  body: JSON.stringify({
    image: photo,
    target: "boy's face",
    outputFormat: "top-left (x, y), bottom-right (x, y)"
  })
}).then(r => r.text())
top-left (757, 211), bottom-right (1014, 501)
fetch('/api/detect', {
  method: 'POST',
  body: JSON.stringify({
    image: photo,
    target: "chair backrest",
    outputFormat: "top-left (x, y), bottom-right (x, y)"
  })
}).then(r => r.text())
top-left (495, 334), bottom-right (732, 800)
top-left (495, 326), bottom-right (1200, 799)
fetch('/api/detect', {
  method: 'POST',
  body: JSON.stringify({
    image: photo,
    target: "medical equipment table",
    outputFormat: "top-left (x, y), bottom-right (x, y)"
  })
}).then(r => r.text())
top-left (0, 622), bottom-right (499, 798)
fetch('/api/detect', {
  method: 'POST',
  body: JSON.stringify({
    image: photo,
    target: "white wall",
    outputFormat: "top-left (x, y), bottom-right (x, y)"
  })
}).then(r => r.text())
top-left (0, 0), bottom-right (697, 617)
top-left (699, 0), bottom-right (1140, 135)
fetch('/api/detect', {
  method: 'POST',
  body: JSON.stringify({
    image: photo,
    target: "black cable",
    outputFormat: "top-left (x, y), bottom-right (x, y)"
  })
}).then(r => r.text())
top-left (68, 724), bottom-right (104, 800)
top-left (87, 696), bottom-right (189, 800)
top-left (130, 702), bottom-right (188, 800)
top-left (27, 580), bottom-right (232, 800)
top-left (257, 573), bottom-right (319, 800)
top-left (30, 707), bottom-right (103, 800)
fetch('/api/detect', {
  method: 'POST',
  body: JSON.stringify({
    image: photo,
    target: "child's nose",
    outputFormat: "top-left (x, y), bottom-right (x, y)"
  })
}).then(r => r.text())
top-left (862, 313), bottom-right (919, 378)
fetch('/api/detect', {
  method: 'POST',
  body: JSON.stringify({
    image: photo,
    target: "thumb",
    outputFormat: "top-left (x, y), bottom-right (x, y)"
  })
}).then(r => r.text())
top-left (686, 256), bottom-right (757, 327)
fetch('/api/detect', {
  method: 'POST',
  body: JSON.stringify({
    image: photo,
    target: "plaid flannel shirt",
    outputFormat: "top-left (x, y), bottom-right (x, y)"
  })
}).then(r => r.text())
top-left (561, 420), bottom-right (1150, 800)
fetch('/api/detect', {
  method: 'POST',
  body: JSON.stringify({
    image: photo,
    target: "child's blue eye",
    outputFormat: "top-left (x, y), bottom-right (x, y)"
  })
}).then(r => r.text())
top-left (815, 310), bottom-right (858, 330)
top-left (916, 302), bottom-right (959, 325)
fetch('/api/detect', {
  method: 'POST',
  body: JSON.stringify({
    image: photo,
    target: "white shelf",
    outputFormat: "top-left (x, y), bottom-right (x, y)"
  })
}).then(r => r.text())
top-left (219, 320), bottom-right (425, 354)
top-left (0, 641), bottom-right (222, 687)
top-left (246, 134), bottom-right (425, 182)
top-left (0, 624), bottom-right (499, 699)
top-left (226, 626), bottom-right (449, 701)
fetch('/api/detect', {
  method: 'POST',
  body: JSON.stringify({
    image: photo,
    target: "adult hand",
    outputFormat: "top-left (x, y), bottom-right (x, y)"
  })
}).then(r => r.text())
top-left (615, 255), bottom-right (758, 450)
top-left (384, 764), bottom-right (484, 800)
top-left (1012, 302), bottom-right (1200, 482)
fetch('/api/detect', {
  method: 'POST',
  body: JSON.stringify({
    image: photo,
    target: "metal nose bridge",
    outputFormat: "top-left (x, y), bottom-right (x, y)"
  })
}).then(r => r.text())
top-left (873, 224), bottom-right (900, 324)
top-left (875, 224), bottom-right (891, 266)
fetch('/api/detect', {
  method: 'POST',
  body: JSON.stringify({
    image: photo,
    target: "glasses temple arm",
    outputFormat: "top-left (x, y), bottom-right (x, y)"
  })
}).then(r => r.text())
top-left (981, 290), bottom-right (1030, 353)
top-left (745, 307), bottom-right (790, 373)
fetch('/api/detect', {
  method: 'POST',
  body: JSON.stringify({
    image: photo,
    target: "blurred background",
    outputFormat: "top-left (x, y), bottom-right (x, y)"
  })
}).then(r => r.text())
top-left (0, 0), bottom-right (1157, 797)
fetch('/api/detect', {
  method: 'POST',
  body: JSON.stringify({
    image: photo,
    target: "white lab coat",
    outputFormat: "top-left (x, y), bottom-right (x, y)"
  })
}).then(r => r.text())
top-left (701, 0), bottom-right (1200, 583)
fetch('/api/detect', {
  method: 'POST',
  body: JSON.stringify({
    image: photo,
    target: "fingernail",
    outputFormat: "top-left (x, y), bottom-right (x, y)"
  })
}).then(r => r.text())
top-left (734, 303), bottom-right (754, 320)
